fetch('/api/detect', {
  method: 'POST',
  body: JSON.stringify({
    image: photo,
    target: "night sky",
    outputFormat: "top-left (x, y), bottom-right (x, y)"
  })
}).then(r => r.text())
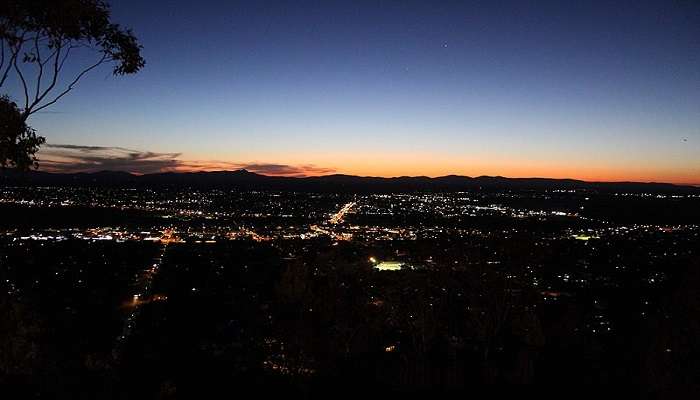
top-left (22, 0), bottom-right (700, 183)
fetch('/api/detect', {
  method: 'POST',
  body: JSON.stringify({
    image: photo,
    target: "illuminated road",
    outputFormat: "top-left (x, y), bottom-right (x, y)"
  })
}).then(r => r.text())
top-left (307, 201), bottom-right (356, 241)
top-left (113, 230), bottom-right (174, 360)
top-left (329, 201), bottom-right (355, 225)
top-left (242, 228), bottom-right (271, 242)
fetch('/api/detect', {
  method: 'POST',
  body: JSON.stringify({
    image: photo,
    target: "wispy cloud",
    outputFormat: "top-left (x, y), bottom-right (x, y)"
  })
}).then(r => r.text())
top-left (39, 144), bottom-right (335, 177)
top-left (175, 160), bottom-right (336, 177)
top-left (41, 144), bottom-right (182, 174)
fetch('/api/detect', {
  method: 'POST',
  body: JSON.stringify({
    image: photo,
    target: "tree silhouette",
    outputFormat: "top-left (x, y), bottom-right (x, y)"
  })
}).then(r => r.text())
top-left (0, 95), bottom-right (44, 169)
top-left (0, 291), bottom-right (52, 387)
top-left (0, 0), bottom-right (144, 169)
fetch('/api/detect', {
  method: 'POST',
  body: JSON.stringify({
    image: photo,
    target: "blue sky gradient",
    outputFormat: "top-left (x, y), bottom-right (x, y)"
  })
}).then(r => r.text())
top-left (12, 0), bottom-right (700, 183)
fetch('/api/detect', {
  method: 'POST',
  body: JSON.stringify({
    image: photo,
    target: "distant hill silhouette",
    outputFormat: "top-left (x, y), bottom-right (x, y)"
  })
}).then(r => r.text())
top-left (1, 169), bottom-right (698, 193)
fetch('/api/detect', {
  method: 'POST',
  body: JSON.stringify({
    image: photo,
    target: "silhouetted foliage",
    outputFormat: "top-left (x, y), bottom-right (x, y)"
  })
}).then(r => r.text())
top-left (0, 95), bottom-right (44, 169)
top-left (0, 293), bottom-right (43, 380)
top-left (0, 0), bottom-right (144, 168)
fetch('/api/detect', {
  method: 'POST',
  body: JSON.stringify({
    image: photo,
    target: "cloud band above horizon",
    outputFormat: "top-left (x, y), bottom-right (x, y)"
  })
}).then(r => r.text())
top-left (40, 144), bottom-right (336, 177)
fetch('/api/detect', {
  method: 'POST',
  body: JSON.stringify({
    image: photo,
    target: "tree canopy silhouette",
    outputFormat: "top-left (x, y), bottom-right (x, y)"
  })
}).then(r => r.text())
top-left (0, 0), bottom-right (144, 169)
top-left (0, 95), bottom-right (44, 169)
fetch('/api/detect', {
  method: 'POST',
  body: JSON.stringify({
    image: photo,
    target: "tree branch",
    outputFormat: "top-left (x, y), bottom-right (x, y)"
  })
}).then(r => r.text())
top-left (0, 30), bottom-right (30, 88)
top-left (29, 53), bottom-right (108, 116)
top-left (12, 49), bottom-right (30, 111)
top-left (0, 39), bottom-right (20, 88)
top-left (58, 43), bottom-right (73, 72)
top-left (33, 35), bottom-right (44, 103)
top-left (39, 43), bottom-right (59, 68)
top-left (0, 40), bottom-right (5, 79)
top-left (28, 40), bottom-right (63, 112)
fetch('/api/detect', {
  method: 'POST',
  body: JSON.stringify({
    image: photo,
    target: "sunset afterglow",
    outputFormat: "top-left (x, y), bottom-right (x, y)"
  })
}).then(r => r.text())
top-left (20, 0), bottom-right (700, 184)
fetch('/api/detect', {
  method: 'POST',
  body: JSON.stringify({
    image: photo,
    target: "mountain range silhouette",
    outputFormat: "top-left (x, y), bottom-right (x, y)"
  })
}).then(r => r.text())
top-left (2, 169), bottom-right (698, 193)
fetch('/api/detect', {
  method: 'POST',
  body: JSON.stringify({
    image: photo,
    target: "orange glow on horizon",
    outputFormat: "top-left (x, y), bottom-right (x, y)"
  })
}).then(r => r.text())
top-left (168, 158), bottom-right (698, 186)
top-left (36, 146), bottom-right (699, 186)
